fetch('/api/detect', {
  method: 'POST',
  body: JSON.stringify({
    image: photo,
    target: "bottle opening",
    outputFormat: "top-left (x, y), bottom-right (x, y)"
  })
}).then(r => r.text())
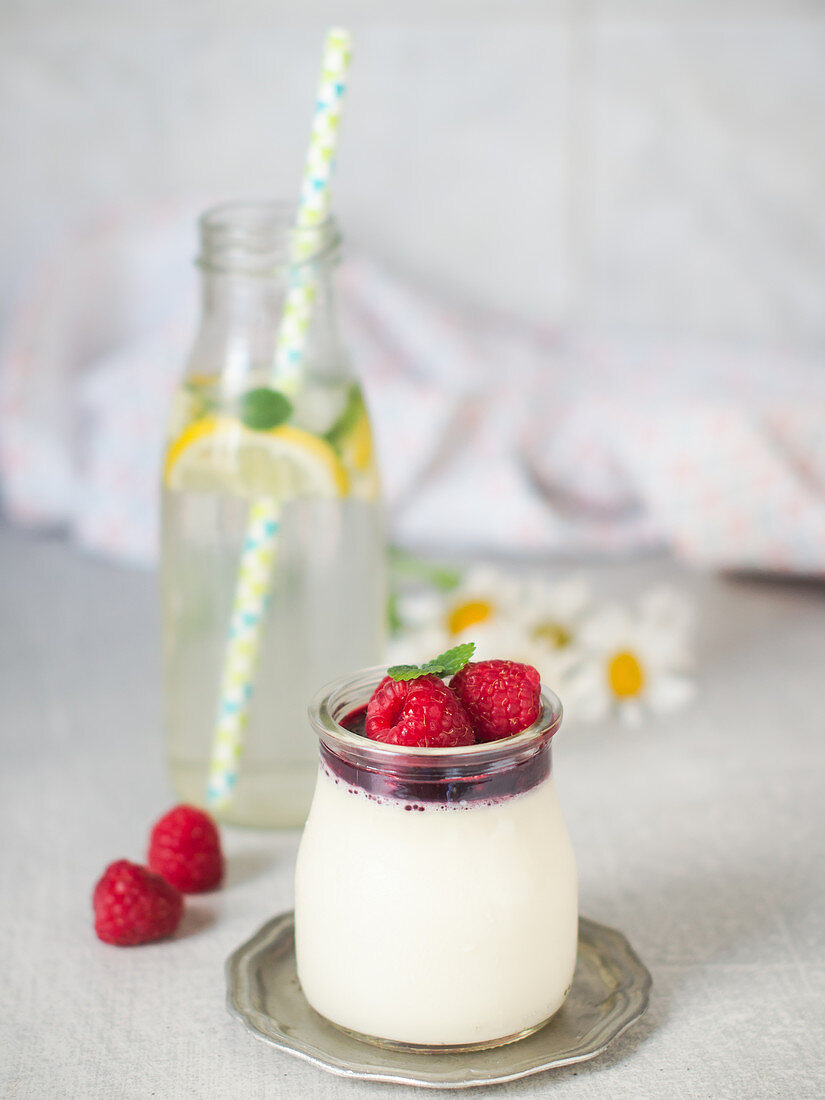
top-left (198, 200), bottom-right (340, 275)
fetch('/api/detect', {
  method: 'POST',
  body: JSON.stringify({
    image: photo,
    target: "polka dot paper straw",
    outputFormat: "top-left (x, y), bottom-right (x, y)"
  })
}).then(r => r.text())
top-left (206, 28), bottom-right (353, 811)
top-left (206, 500), bottom-right (280, 808)
top-left (275, 25), bottom-right (352, 389)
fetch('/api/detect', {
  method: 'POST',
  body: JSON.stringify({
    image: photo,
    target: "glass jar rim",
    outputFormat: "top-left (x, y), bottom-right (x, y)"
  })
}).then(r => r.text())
top-left (198, 199), bottom-right (341, 275)
top-left (308, 665), bottom-right (563, 779)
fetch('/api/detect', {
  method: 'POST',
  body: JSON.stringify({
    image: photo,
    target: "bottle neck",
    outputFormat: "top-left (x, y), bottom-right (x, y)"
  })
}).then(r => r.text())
top-left (187, 201), bottom-right (346, 391)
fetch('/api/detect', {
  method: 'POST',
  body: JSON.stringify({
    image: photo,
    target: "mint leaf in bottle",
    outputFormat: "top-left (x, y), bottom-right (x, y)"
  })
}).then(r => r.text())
top-left (238, 388), bottom-right (293, 431)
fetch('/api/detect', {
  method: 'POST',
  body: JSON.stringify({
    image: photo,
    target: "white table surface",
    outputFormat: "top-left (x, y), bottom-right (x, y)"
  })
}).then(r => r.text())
top-left (2, 525), bottom-right (824, 1099)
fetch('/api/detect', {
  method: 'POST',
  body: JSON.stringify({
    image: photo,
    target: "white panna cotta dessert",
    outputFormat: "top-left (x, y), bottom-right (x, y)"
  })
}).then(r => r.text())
top-left (294, 663), bottom-right (578, 1051)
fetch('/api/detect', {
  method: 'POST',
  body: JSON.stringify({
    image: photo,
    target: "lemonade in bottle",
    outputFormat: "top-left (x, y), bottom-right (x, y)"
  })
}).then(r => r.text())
top-left (161, 201), bottom-right (385, 827)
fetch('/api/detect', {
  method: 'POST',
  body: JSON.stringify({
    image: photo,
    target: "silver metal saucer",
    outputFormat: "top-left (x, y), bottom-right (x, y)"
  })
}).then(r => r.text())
top-left (226, 910), bottom-right (652, 1090)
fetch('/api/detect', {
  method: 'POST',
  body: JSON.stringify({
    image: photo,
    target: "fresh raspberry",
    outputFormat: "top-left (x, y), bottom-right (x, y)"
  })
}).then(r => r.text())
top-left (365, 674), bottom-right (474, 748)
top-left (147, 805), bottom-right (224, 894)
top-left (450, 660), bottom-right (542, 743)
top-left (93, 860), bottom-right (183, 946)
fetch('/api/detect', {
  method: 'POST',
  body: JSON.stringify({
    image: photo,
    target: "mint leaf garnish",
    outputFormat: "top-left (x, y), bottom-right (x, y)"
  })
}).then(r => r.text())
top-left (423, 642), bottom-right (476, 676)
top-left (387, 642), bottom-right (476, 682)
top-left (238, 388), bottom-right (292, 431)
top-left (386, 664), bottom-right (427, 682)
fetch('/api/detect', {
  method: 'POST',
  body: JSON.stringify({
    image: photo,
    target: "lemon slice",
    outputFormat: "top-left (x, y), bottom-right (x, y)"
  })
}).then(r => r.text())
top-left (164, 416), bottom-right (349, 500)
top-left (340, 407), bottom-right (374, 473)
top-left (341, 411), bottom-right (380, 502)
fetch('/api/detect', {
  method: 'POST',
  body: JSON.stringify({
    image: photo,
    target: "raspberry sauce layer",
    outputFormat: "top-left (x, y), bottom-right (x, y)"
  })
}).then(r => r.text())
top-left (319, 705), bottom-right (551, 806)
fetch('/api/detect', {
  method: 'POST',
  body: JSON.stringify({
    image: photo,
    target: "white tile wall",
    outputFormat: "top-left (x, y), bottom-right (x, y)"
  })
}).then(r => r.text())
top-left (2, 1), bottom-right (824, 351)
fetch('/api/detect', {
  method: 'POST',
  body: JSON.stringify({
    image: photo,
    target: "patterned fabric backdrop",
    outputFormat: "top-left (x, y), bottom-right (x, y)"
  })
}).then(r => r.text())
top-left (1, 208), bottom-right (824, 574)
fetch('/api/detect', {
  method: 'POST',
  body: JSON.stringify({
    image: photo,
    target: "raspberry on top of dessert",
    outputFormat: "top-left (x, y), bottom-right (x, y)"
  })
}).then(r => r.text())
top-left (362, 645), bottom-right (543, 749)
top-left (451, 659), bottom-right (542, 744)
top-left (366, 674), bottom-right (474, 748)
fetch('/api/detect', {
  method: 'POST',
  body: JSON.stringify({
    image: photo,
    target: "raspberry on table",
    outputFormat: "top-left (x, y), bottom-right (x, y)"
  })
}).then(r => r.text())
top-left (93, 860), bottom-right (183, 946)
top-left (365, 674), bottom-right (474, 748)
top-left (148, 805), bottom-right (224, 894)
top-left (450, 660), bottom-right (542, 743)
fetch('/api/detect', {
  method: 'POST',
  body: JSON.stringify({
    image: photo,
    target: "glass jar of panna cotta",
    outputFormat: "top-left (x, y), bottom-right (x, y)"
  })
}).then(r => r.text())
top-left (294, 667), bottom-right (578, 1052)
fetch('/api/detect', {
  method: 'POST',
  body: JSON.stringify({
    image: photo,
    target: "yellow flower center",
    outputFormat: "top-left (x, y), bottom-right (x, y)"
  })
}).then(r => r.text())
top-left (531, 620), bottom-right (573, 649)
top-left (448, 599), bottom-right (493, 636)
top-left (608, 651), bottom-right (645, 698)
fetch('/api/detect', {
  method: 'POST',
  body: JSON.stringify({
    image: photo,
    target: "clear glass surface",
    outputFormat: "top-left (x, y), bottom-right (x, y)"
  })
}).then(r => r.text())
top-left (161, 203), bottom-right (385, 828)
top-left (296, 670), bottom-right (577, 1051)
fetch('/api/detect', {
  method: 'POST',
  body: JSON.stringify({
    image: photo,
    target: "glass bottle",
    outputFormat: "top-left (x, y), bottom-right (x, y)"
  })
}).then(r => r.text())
top-left (295, 668), bottom-right (578, 1050)
top-left (161, 201), bottom-right (385, 828)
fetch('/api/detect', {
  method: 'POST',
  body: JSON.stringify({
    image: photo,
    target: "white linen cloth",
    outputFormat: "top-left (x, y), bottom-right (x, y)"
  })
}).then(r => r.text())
top-left (2, 529), bottom-right (824, 1099)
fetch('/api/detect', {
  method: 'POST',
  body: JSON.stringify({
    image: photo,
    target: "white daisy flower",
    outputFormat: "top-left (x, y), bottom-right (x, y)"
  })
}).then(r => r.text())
top-left (387, 567), bottom-right (549, 672)
top-left (439, 565), bottom-right (523, 643)
top-left (386, 563), bottom-right (695, 732)
top-left (389, 570), bottom-right (591, 699)
top-left (499, 574), bottom-right (593, 710)
top-left (386, 618), bottom-right (578, 710)
top-left (516, 574), bottom-right (592, 654)
top-left (571, 587), bottom-right (695, 726)
top-left (500, 631), bottom-right (583, 714)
